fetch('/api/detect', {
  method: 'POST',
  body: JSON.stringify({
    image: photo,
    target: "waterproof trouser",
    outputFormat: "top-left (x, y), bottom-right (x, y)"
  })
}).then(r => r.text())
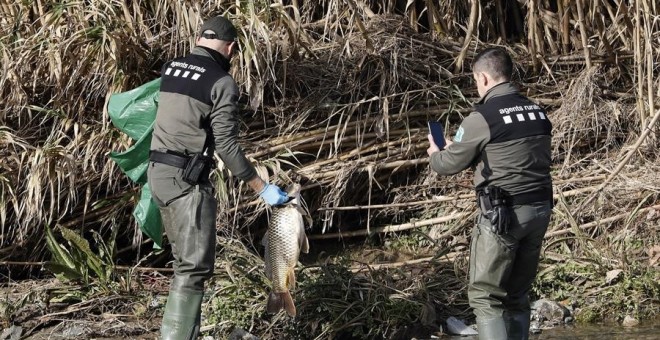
top-left (468, 201), bottom-right (552, 340)
top-left (149, 162), bottom-right (218, 340)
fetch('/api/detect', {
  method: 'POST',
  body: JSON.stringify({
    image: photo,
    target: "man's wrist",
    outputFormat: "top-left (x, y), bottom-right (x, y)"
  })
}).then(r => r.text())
top-left (247, 175), bottom-right (267, 194)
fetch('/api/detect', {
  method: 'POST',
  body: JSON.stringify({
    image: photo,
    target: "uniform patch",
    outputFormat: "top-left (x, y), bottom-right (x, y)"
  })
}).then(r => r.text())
top-left (454, 126), bottom-right (465, 142)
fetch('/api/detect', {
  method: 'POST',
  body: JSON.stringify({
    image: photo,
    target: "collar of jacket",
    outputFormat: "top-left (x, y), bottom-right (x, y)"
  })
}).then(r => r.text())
top-left (192, 46), bottom-right (231, 72)
top-left (477, 82), bottom-right (519, 104)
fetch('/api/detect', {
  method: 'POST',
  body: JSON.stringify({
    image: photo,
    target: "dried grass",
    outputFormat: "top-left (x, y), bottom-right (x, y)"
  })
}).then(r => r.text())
top-left (0, 0), bottom-right (658, 337)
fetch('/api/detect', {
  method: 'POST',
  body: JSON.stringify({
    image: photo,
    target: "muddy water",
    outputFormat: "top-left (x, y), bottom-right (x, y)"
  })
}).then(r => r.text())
top-left (440, 322), bottom-right (660, 339)
top-left (532, 322), bottom-right (660, 339)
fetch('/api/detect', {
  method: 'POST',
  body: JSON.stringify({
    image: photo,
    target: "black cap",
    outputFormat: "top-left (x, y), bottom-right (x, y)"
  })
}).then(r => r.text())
top-left (199, 16), bottom-right (237, 41)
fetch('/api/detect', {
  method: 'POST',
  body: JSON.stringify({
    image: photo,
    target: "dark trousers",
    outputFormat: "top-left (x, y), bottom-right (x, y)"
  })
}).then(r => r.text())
top-left (468, 201), bottom-right (552, 339)
top-left (148, 162), bottom-right (217, 293)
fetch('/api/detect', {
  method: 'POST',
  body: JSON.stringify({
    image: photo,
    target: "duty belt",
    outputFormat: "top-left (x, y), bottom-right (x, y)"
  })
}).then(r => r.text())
top-left (149, 150), bottom-right (190, 169)
top-left (476, 187), bottom-right (553, 206)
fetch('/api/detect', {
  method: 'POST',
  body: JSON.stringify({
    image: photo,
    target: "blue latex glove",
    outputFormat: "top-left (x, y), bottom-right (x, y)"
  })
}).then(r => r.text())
top-left (259, 183), bottom-right (289, 206)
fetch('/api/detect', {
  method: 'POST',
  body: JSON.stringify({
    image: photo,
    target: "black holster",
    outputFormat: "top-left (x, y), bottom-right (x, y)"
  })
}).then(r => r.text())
top-left (477, 186), bottom-right (511, 235)
top-left (150, 150), bottom-right (215, 185)
top-left (181, 153), bottom-right (215, 185)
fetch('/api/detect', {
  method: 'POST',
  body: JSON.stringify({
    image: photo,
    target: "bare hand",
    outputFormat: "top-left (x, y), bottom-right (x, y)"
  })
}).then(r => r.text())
top-left (427, 134), bottom-right (440, 156)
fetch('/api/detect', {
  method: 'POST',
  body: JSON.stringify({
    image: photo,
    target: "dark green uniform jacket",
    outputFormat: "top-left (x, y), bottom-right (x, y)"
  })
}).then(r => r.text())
top-left (150, 46), bottom-right (257, 182)
top-left (430, 82), bottom-right (553, 204)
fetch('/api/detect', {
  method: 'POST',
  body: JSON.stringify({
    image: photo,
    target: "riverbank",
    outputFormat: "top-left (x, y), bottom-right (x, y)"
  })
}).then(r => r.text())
top-left (2, 235), bottom-right (657, 339)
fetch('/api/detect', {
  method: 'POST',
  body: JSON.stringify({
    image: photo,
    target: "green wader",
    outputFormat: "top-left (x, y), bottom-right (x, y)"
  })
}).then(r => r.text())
top-left (468, 201), bottom-right (552, 340)
top-left (149, 162), bottom-right (217, 340)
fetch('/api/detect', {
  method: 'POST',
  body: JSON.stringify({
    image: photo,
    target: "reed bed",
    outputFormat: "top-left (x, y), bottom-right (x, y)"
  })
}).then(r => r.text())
top-left (1, 0), bottom-right (658, 338)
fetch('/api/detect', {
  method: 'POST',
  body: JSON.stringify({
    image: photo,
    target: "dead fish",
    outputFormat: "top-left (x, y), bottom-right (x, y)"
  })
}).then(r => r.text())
top-left (263, 183), bottom-right (310, 317)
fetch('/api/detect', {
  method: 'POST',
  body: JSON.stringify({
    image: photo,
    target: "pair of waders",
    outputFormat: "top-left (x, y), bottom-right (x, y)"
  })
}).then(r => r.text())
top-left (468, 201), bottom-right (552, 340)
top-left (149, 162), bottom-right (218, 340)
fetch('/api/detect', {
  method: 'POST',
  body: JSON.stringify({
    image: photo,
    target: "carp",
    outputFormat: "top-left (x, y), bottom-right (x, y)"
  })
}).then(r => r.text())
top-left (263, 183), bottom-right (310, 317)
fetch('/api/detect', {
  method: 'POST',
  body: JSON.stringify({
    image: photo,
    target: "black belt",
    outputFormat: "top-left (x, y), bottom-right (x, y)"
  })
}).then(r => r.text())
top-left (476, 187), bottom-right (553, 206)
top-left (149, 150), bottom-right (190, 169)
top-left (510, 188), bottom-right (553, 205)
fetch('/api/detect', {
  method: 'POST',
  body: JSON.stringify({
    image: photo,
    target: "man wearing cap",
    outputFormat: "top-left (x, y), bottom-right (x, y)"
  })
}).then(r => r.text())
top-left (148, 15), bottom-right (289, 339)
top-left (427, 48), bottom-right (553, 339)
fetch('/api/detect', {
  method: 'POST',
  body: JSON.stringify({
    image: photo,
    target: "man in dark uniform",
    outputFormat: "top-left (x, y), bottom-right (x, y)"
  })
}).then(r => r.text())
top-left (427, 48), bottom-right (553, 339)
top-left (148, 16), bottom-right (289, 340)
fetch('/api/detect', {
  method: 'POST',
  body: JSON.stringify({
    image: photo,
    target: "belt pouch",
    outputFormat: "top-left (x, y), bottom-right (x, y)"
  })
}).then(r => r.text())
top-left (182, 154), bottom-right (209, 184)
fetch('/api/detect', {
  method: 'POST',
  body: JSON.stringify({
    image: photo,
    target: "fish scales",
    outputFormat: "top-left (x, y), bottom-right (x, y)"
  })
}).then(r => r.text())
top-left (268, 206), bottom-right (303, 291)
top-left (263, 183), bottom-right (309, 317)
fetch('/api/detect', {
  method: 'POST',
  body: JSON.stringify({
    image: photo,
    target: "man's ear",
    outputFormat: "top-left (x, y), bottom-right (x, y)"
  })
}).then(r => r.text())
top-left (229, 41), bottom-right (239, 54)
top-left (480, 72), bottom-right (491, 87)
top-left (474, 72), bottom-right (485, 86)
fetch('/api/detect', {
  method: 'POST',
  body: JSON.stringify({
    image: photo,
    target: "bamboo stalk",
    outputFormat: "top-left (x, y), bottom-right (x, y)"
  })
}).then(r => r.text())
top-left (294, 130), bottom-right (421, 157)
top-left (425, 0), bottom-right (446, 37)
top-left (0, 260), bottom-right (45, 266)
top-left (527, 0), bottom-right (539, 73)
top-left (298, 134), bottom-right (421, 174)
top-left (0, 261), bottom-right (174, 273)
top-left (115, 265), bottom-right (174, 273)
top-left (454, 0), bottom-right (479, 73)
top-left (349, 252), bottom-right (460, 273)
top-left (304, 157), bottom-right (429, 180)
top-left (642, 0), bottom-right (655, 119)
top-left (495, 0), bottom-right (507, 42)
top-left (547, 204), bottom-right (660, 238)
top-left (317, 194), bottom-right (475, 211)
top-left (554, 175), bottom-right (606, 184)
top-left (561, 0), bottom-right (570, 53)
top-left (634, 0), bottom-right (646, 127)
top-left (317, 181), bottom-right (603, 212)
top-left (575, 0), bottom-right (592, 68)
top-left (308, 212), bottom-right (471, 240)
top-left (249, 102), bottom-right (458, 154)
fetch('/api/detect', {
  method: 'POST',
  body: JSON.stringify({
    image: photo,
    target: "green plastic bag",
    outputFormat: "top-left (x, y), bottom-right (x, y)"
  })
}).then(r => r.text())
top-left (108, 78), bottom-right (163, 248)
top-left (108, 78), bottom-right (161, 141)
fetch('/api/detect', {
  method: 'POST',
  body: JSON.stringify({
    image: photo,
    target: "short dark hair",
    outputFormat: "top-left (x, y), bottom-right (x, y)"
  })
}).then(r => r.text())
top-left (472, 48), bottom-right (513, 81)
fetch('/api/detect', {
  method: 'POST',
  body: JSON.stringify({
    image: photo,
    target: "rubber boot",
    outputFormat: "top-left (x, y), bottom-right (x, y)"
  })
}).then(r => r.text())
top-left (476, 316), bottom-right (508, 340)
top-left (505, 311), bottom-right (530, 340)
top-left (160, 290), bottom-right (204, 340)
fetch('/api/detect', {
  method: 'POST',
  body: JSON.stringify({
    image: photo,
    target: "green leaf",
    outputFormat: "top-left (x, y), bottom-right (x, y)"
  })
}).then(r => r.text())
top-left (45, 225), bottom-right (78, 271)
top-left (59, 227), bottom-right (106, 280)
top-left (43, 262), bottom-right (83, 281)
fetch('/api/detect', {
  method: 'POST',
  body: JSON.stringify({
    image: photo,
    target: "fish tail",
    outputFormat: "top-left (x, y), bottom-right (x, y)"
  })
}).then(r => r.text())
top-left (266, 291), bottom-right (297, 317)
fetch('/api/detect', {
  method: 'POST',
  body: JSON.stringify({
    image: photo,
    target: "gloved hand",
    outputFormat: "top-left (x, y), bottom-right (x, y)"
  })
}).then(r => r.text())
top-left (259, 183), bottom-right (289, 206)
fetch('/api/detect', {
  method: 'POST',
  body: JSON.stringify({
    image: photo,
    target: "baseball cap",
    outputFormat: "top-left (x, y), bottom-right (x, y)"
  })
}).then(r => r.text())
top-left (199, 16), bottom-right (238, 41)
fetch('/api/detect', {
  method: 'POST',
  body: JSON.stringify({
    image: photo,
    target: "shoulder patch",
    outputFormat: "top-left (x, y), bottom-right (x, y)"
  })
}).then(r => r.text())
top-left (454, 126), bottom-right (465, 142)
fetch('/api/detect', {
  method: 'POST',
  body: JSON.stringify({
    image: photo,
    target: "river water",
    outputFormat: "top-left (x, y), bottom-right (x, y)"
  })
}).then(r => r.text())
top-left (440, 322), bottom-right (660, 339)
top-left (532, 322), bottom-right (660, 339)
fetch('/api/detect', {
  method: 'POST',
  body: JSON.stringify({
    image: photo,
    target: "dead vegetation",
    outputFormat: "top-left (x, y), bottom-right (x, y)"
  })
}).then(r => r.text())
top-left (1, 0), bottom-right (658, 339)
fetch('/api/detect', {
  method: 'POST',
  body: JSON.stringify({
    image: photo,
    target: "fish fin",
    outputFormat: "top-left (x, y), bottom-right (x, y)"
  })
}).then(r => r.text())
top-left (287, 267), bottom-right (296, 290)
top-left (266, 291), bottom-right (297, 317)
top-left (266, 291), bottom-right (282, 314)
top-left (301, 233), bottom-right (310, 254)
top-left (262, 230), bottom-right (269, 247)
top-left (282, 291), bottom-right (297, 317)
top-left (298, 216), bottom-right (309, 254)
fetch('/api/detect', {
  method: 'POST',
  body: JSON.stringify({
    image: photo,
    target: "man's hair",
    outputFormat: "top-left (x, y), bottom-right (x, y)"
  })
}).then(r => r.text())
top-left (472, 48), bottom-right (513, 82)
